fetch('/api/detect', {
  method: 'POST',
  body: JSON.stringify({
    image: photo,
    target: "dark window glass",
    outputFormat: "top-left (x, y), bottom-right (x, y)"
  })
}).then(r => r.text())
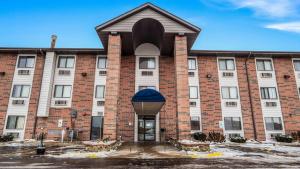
top-left (91, 116), bottom-right (104, 140)
top-left (54, 85), bottom-right (72, 98)
top-left (221, 87), bottom-right (238, 99)
top-left (139, 57), bottom-right (155, 69)
top-left (188, 58), bottom-right (196, 70)
top-left (18, 56), bottom-right (35, 68)
top-left (191, 116), bottom-right (200, 130)
top-left (265, 117), bottom-right (283, 131)
top-left (58, 56), bottom-right (74, 68)
top-left (261, 87), bottom-right (277, 99)
top-left (219, 59), bottom-right (235, 70)
top-left (12, 85), bottom-right (30, 98)
top-left (257, 59), bottom-right (273, 71)
top-left (6, 116), bottom-right (25, 129)
top-left (97, 57), bottom-right (107, 69)
top-left (224, 117), bottom-right (242, 130)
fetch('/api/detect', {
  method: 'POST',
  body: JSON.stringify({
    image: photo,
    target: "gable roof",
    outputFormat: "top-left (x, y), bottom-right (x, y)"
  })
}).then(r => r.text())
top-left (95, 2), bottom-right (201, 33)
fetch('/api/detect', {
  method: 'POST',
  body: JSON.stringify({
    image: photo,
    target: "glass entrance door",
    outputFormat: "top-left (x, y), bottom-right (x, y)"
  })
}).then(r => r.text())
top-left (138, 116), bottom-right (155, 141)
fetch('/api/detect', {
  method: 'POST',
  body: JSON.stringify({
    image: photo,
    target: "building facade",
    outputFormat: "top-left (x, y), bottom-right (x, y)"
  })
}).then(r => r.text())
top-left (0, 3), bottom-right (300, 142)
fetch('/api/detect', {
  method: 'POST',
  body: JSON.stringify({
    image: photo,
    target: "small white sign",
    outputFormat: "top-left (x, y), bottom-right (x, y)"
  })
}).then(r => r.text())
top-left (58, 119), bottom-right (63, 128)
top-left (219, 121), bottom-right (224, 129)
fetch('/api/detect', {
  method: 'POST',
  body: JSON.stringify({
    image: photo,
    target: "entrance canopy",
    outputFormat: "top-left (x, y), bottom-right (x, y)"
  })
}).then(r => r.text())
top-left (131, 89), bottom-right (166, 115)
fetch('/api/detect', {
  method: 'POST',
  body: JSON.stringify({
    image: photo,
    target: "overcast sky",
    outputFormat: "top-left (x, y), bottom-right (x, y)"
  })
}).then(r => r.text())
top-left (0, 0), bottom-right (299, 51)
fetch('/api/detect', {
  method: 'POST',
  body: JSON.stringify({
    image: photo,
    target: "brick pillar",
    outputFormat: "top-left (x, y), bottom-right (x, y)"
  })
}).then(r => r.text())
top-left (103, 34), bottom-right (121, 140)
top-left (174, 35), bottom-right (191, 140)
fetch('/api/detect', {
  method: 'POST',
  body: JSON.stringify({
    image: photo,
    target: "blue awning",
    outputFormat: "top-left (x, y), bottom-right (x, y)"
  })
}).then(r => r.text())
top-left (131, 89), bottom-right (166, 115)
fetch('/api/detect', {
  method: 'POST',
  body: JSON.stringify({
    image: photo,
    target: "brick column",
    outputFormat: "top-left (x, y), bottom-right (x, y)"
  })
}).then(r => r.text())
top-left (103, 34), bottom-right (121, 140)
top-left (174, 35), bottom-right (191, 140)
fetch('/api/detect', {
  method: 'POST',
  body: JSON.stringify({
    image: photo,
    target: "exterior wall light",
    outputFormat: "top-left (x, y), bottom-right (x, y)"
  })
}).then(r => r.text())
top-left (0, 72), bottom-right (5, 76)
top-left (81, 72), bottom-right (87, 77)
top-left (206, 74), bottom-right (212, 79)
top-left (284, 75), bottom-right (290, 79)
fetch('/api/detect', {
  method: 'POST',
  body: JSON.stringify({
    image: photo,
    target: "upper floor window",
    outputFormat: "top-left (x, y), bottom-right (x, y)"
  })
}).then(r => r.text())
top-left (265, 117), bottom-right (282, 131)
top-left (54, 85), bottom-right (72, 98)
top-left (97, 57), bottom-right (107, 69)
top-left (138, 86), bottom-right (156, 91)
top-left (188, 58), bottom-right (196, 70)
top-left (12, 85), bottom-right (30, 98)
top-left (58, 56), bottom-right (75, 68)
top-left (256, 59), bottom-right (273, 71)
top-left (18, 56), bottom-right (35, 68)
top-left (261, 87), bottom-right (277, 99)
top-left (95, 85), bottom-right (105, 98)
top-left (189, 86), bottom-right (198, 99)
top-left (221, 87), bottom-right (238, 99)
top-left (224, 117), bottom-right (242, 130)
top-left (190, 116), bottom-right (200, 131)
top-left (219, 59), bottom-right (235, 70)
top-left (6, 115), bottom-right (25, 130)
top-left (293, 60), bottom-right (300, 71)
top-left (139, 57), bottom-right (155, 69)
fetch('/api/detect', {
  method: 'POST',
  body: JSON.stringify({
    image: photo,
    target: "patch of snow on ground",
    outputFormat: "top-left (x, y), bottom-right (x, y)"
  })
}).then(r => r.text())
top-left (47, 150), bottom-right (116, 158)
top-left (240, 142), bottom-right (300, 155)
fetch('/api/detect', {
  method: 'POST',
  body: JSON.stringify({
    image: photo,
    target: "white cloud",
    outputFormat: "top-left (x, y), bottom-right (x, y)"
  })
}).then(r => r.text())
top-left (265, 22), bottom-right (300, 33)
top-left (205, 0), bottom-right (300, 18)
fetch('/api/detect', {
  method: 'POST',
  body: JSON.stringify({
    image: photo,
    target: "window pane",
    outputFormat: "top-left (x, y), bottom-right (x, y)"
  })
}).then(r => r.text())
top-left (66, 57), bottom-right (74, 68)
top-left (188, 59), bottom-right (196, 70)
top-left (54, 85), bottom-right (63, 98)
top-left (6, 116), bottom-right (17, 129)
top-left (189, 87), bottom-right (198, 99)
top-left (222, 87), bottom-right (230, 99)
top-left (18, 57), bottom-right (27, 68)
top-left (147, 58), bottom-right (155, 69)
top-left (269, 88), bottom-right (277, 99)
top-left (224, 117), bottom-right (232, 130)
top-left (191, 116), bottom-right (200, 130)
top-left (264, 60), bottom-right (273, 71)
top-left (26, 57), bottom-right (35, 68)
top-left (91, 116), bottom-right (104, 140)
top-left (232, 117), bottom-right (241, 130)
top-left (294, 60), bottom-right (300, 71)
top-left (265, 117), bottom-right (273, 130)
top-left (139, 58), bottom-right (155, 69)
top-left (273, 117), bottom-right (282, 130)
top-left (16, 116), bottom-right (25, 129)
top-left (12, 85), bottom-right (21, 97)
top-left (219, 60), bottom-right (226, 70)
top-left (257, 60), bottom-right (264, 71)
top-left (21, 86), bottom-right (30, 98)
top-left (96, 86), bottom-right (105, 98)
top-left (58, 57), bottom-right (66, 68)
top-left (226, 59), bottom-right (235, 70)
top-left (63, 86), bottom-right (71, 98)
top-left (98, 57), bottom-right (107, 69)
top-left (229, 87), bottom-right (238, 99)
top-left (139, 58), bottom-right (148, 69)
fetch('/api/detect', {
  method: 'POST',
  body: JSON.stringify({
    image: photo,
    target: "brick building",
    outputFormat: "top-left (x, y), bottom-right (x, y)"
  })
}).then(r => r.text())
top-left (0, 3), bottom-right (300, 142)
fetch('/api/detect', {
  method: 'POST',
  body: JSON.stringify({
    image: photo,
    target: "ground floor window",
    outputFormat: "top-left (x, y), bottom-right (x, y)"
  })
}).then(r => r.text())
top-left (224, 117), bottom-right (242, 130)
top-left (90, 116), bottom-right (104, 140)
top-left (191, 116), bottom-right (201, 131)
top-left (265, 117), bottom-right (282, 131)
top-left (6, 115), bottom-right (25, 130)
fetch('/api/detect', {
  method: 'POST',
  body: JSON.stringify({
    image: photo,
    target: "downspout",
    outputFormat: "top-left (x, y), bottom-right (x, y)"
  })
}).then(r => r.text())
top-left (32, 48), bottom-right (46, 139)
top-left (245, 52), bottom-right (257, 140)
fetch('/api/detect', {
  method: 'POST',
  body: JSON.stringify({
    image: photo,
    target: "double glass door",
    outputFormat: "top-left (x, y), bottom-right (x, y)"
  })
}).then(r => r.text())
top-left (138, 116), bottom-right (155, 141)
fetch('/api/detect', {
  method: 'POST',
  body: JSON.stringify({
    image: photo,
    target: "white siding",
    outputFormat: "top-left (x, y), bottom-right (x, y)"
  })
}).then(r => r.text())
top-left (188, 57), bottom-right (202, 132)
top-left (103, 8), bottom-right (195, 33)
top-left (37, 52), bottom-right (56, 117)
top-left (3, 54), bottom-right (37, 140)
top-left (255, 58), bottom-right (285, 140)
top-left (217, 57), bottom-right (244, 137)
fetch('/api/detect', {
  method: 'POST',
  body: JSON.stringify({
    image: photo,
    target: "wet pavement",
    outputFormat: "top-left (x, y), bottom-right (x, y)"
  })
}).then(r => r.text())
top-left (0, 141), bottom-right (300, 168)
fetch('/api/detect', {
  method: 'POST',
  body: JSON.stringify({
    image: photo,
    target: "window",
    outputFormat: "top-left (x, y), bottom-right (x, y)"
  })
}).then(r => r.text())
top-left (54, 85), bottom-right (72, 98)
top-left (139, 57), bottom-right (155, 69)
top-left (293, 60), bottom-right (300, 71)
top-left (191, 116), bottom-right (200, 131)
top-left (90, 116), bottom-right (104, 140)
top-left (6, 116), bottom-right (25, 130)
top-left (261, 87), bottom-right (277, 99)
top-left (256, 59), bottom-right (273, 71)
top-left (18, 56), bottom-right (35, 68)
top-left (58, 56), bottom-right (75, 68)
top-left (265, 117), bottom-right (283, 131)
top-left (12, 85), bottom-right (30, 98)
top-left (219, 59), bottom-right (235, 70)
top-left (221, 87), bottom-right (238, 99)
top-left (189, 86), bottom-right (198, 99)
top-left (138, 86), bottom-right (156, 91)
top-left (95, 85), bottom-right (105, 98)
top-left (188, 58), bottom-right (196, 70)
top-left (97, 57), bottom-right (107, 69)
top-left (224, 117), bottom-right (242, 130)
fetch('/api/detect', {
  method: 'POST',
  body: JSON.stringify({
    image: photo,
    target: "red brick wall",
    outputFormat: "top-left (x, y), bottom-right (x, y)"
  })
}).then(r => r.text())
top-left (174, 35), bottom-right (191, 140)
top-left (25, 54), bottom-right (45, 139)
top-left (274, 57), bottom-right (300, 134)
top-left (159, 56), bottom-right (177, 140)
top-left (103, 34), bottom-right (121, 140)
top-left (0, 53), bottom-right (17, 134)
top-left (198, 56), bottom-right (222, 133)
top-left (116, 55), bottom-right (135, 141)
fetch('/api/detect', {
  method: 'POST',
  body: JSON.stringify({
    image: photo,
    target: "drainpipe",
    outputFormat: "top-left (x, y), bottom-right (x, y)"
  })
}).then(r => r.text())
top-left (245, 52), bottom-right (257, 140)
